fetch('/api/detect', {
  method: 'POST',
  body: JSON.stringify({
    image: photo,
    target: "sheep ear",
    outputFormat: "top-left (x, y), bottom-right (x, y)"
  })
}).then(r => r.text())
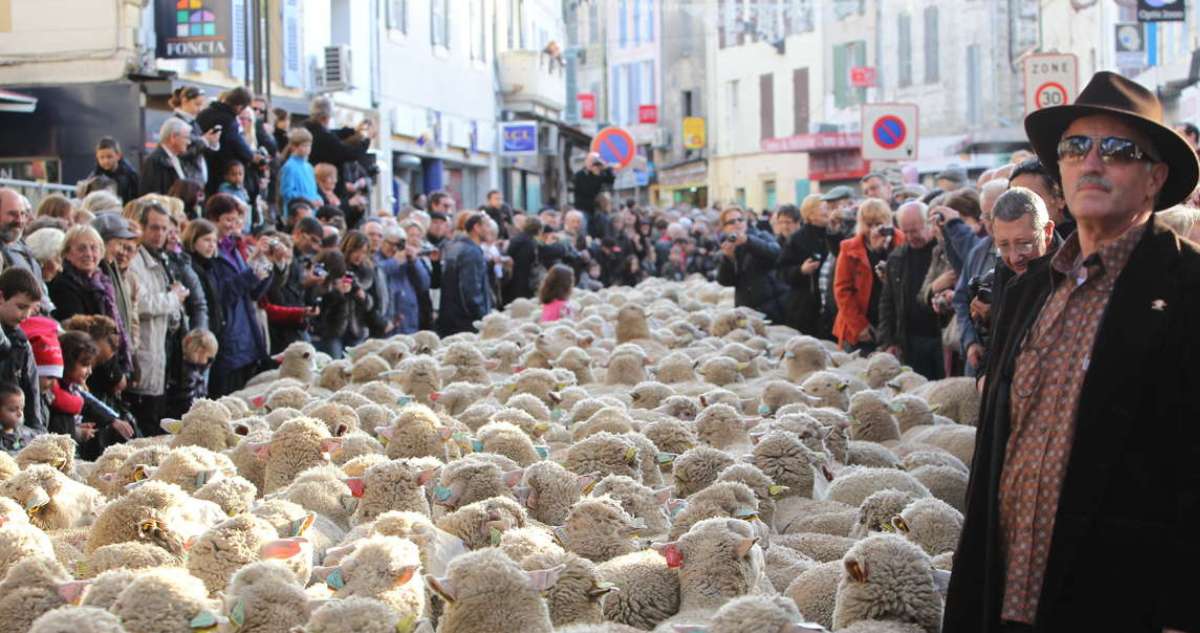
top-left (340, 495), bottom-right (360, 514)
top-left (320, 437), bottom-right (344, 455)
top-left (653, 486), bottom-right (673, 505)
top-left (845, 557), bottom-right (869, 583)
top-left (232, 423), bottom-right (250, 436)
top-left (249, 443), bottom-right (271, 460)
top-left (890, 516), bottom-right (910, 534)
top-left (836, 382), bottom-right (848, 391)
top-left (342, 477), bottom-right (365, 498)
top-left (734, 537), bottom-right (758, 559)
top-left (416, 467), bottom-right (439, 487)
top-left (577, 474), bottom-right (599, 496)
top-left (588, 581), bottom-right (619, 599)
top-left (525, 564), bottom-right (566, 592)
top-left (437, 427), bottom-right (454, 440)
top-left (260, 537), bottom-right (307, 560)
top-left (375, 425), bottom-right (397, 442)
top-left (56, 579), bottom-right (91, 605)
top-left (502, 469), bottom-right (525, 488)
top-left (547, 391), bottom-right (562, 404)
top-left (393, 565), bottom-right (418, 587)
top-left (159, 418), bottom-right (183, 435)
top-left (425, 574), bottom-right (457, 602)
top-left (250, 395), bottom-right (267, 409)
top-left (931, 568), bottom-right (952, 595)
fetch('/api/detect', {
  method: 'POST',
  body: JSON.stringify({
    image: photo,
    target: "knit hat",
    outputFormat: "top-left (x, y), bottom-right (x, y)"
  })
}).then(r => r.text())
top-left (19, 316), bottom-right (63, 379)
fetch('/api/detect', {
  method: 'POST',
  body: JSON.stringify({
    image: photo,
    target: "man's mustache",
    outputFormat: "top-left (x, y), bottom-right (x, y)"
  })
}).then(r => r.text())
top-left (1076, 174), bottom-right (1112, 192)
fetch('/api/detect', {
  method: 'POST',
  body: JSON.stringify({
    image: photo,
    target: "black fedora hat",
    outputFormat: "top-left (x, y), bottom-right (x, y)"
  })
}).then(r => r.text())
top-left (1024, 71), bottom-right (1199, 210)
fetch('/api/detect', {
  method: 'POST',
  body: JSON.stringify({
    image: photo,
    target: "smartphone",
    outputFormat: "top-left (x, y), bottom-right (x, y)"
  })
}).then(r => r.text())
top-left (312, 263), bottom-right (327, 278)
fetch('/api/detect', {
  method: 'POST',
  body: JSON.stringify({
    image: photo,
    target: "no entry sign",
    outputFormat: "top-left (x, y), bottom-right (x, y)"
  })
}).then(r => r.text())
top-left (1024, 53), bottom-right (1078, 115)
top-left (861, 103), bottom-right (919, 161)
top-left (591, 127), bottom-right (637, 169)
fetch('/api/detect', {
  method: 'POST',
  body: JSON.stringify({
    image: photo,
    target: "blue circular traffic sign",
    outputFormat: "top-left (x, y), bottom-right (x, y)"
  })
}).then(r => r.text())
top-left (591, 127), bottom-right (637, 169)
top-left (872, 115), bottom-right (907, 150)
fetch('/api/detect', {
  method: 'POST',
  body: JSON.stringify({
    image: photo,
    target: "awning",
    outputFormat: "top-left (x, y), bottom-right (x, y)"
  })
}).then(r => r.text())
top-left (0, 89), bottom-right (37, 114)
top-left (949, 127), bottom-right (1031, 155)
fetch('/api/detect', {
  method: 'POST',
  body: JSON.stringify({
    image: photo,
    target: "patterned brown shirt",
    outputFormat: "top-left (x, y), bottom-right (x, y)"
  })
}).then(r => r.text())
top-left (998, 221), bottom-right (1146, 623)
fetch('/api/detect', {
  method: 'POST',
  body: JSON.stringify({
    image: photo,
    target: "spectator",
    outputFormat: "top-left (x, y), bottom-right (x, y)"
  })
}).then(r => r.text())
top-left (482, 190), bottom-right (515, 239)
top-left (833, 198), bottom-right (904, 352)
top-left (988, 187), bottom-right (1058, 319)
top-left (309, 250), bottom-right (354, 358)
top-left (937, 187), bottom-right (989, 273)
top-left (204, 194), bottom-right (285, 396)
top-left (715, 205), bottom-right (785, 322)
top-left (0, 268), bottom-right (44, 432)
top-left (279, 128), bottom-right (320, 223)
top-left (437, 213), bottom-right (491, 336)
top-left (1175, 121), bottom-right (1199, 149)
top-left (778, 194), bottom-right (831, 336)
top-left (935, 165), bottom-right (968, 192)
top-left (376, 224), bottom-right (430, 335)
top-left (265, 217), bottom-right (322, 353)
top-left (140, 118), bottom-right (195, 196)
top-left (878, 202), bottom-right (943, 379)
top-left (304, 96), bottom-right (371, 197)
top-left (343, 230), bottom-right (388, 339)
top-left (315, 163), bottom-right (342, 209)
top-left (271, 107), bottom-right (291, 151)
top-left (170, 328), bottom-right (218, 419)
top-left (166, 178), bottom-right (206, 220)
top-left (588, 192), bottom-right (614, 241)
top-left (427, 211), bottom-right (451, 248)
top-left (362, 219), bottom-right (384, 253)
top-left (503, 215), bottom-right (542, 305)
top-left (181, 219), bottom-right (225, 350)
top-left (942, 188), bottom-right (1001, 376)
top-left (572, 153), bottom-right (615, 228)
top-left (860, 172), bottom-right (894, 208)
top-left (218, 160), bottom-right (250, 207)
top-left (89, 137), bottom-right (140, 203)
top-left (538, 264), bottom-right (574, 323)
top-left (0, 382), bottom-right (35, 455)
top-left (169, 86), bottom-right (222, 185)
top-left (1009, 157), bottom-right (1073, 240)
top-left (411, 192), bottom-right (428, 211)
top-left (197, 86), bottom-right (262, 195)
top-left (87, 215), bottom-right (137, 376)
top-left (36, 194), bottom-right (74, 224)
top-left (0, 190), bottom-right (50, 311)
top-left (428, 191), bottom-right (455, 217)
top-left (403, 220), bottom-right (439, 331)
top-left (53, 329), bottom-right (135, 455)
top-left (25, 228), bottom-right (65, 284)
top-left (249, 97), bottom-right (279, 158)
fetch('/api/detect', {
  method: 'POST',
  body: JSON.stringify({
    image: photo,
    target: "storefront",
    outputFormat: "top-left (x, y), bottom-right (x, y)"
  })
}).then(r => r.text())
top-left (656, 159), bottom-right (708, 209)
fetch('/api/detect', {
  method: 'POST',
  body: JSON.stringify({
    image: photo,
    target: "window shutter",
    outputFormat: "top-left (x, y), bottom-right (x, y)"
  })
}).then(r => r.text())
top-left (647, 0), bottom-right (655, 42)
top-left (898, 13), bottom-right (911, 87)
top-left (759, 73), bottom-right (774, 140)
top-left (924, 7), bottom-right (939, 82)
top-left (231, 0), bottom-right (246, 80)
top-left (833, 43), bottom-right (847, 108)
top-left (282, 0), bottom-right (301, 88)
top-left (793, 67), bottom-right (809, 134)
top-left (633, 0), bottom-right (641, 46)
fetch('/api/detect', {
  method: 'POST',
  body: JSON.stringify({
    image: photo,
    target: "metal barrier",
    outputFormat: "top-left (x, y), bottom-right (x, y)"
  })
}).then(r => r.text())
top-left (0, 178), bottom-right (77, 207)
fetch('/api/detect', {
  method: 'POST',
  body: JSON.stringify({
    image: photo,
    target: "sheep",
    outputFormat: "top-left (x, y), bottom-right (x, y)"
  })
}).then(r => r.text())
top-left (148, 446), bottom-right (237, 494)
top-left (888, 395), bottom-right (934, 433)
top-left (668, 481), bottom-right (762, 541)
top-left (193, 475), bottom-right (257, 517)
top-left (695, 356), bottom-right (744, 386)
top-left (784, 561), bottom-right (842, 630)
top-left (0, 557), bottom-right (73, 633)
top-left (654, 518), bottom-right (766, 617)
top-left (0, 452), bottom-right (16, 484)
top-left (301, 401), bottom-right (360, 437)
top-left (384, 355), bottom-right (443, 405)
top-left (185, 513), bottom-right (281, 594)
top-left (622, 432), bottom-right (667, 487)
top-left (81, 542), bottom-right (176, 578)
top-left (715, 462), bottom-right (781, 529)
top-left (496, 367), bottom-right (562, 404)
top-left (514, 460), bottom-right (589, 526)
top-left (350, 459), bottom-right (436, 524)
top-left (825, 467), bottom-right (931, 507)
top-left (686, 594), bottom-right (821, 633)
top-left (900, 425), bottom-right (977, 468)
top-left (554, 496), bottom-right (645, 563)
top-left (772, 532), bottom-right (856, 563)
top-left (653, 351), bottom-right (698, 384)
top-left (317, 536), bottom-right (424, 618)
top-left (891, 497), bottom-right (963, 557)
top-left (85, 481), bottom-right (224, 556)
top-left (317, 361), bottom-right (354, 391)
top-left (264, 385), bottom-right (314, 412)
top-left (781, 336), bottom-right (832, 383)
top-left (29, 606), bottom-right (129, 633)
top-left (0, 497), bottom-right (24, 528)
top-left (900, 450), bottom-right (967, 475)
top-left (758, 380), bottom-right (818, 416)
top-left (432, 455), bottom-right (516, 511)
top-left (477, 421), bottom-right (542, 466)
top-left (694, 404), bottom-right (757, 451)
top-left (272, 341), bottom-right (320, 382)
top-left (590, 474), bottom-right (671, 536)
top-left (519, 550), bottom-right (611, 628)
top-left (496, 526), bottom-right (564, 564)
top-left (433, 382), bottom-right (493, 417)
top-left (629, 381), bottom-right (674, 410)
top-left (864, 353), bottom-right (903, 389)
top-left (799, 371), bottom-right (851, 410)
top-left (846, 441), bottom-right (902, 469)
top-left (847, 391), bottom-right (901, 442)
top-left (831, 534), bottom-right (944, 633)
top-left (109, 567), bottom-right (216, 633)
top-left (573, 406), bottom-right (636, 441)
top-left (672, 447), bottom-right (737, 498)
top-left (748, 431), bottom-right (828, 502)
top-left (301, 596), bottom-right (404, 633)
top-left (425, 548), bottom-right (564, 633)
top-left (907, 464), bottom-right (969, 513)
top-left (356, 381), bottom-right (404, 407)
top-left (504, 392), bottom-right (554, 423)
top-left (254, 417), bottom-right (344, 494)
top-left (849, 489), bottom-right (919, 539)
top-left (653, 395), bottom-right (701, 422)
top-left (564, 432), bottom-right (643, 482)
top-left (250, 498), bottom-right (343, 558)
top-left (227, 430), bottom-right (270, 493)
top-left (16, 434), bottom-right (76, 474)
top-left (161, 399), bottom-right (244, 452)
top-left (597, 549), bottom-right (680, 630)
top-left (553, 347), bottom-right (596, 385)
top-left (762, 543), bottom-right (817, 593)
top-left (219, 560), bottom-right (312, 633)
top-left (604, 349), bottom-right (650, 386)
top-left (353, 511), bottom-right (466, 580)
top-left (0, 464), bottom-right (104, 530)
top-left (643, 418), bottom-right (698, 457)
top-left (909, 377), bottom-right (980, 426)
top-left (79, 568), bottom-right (137, 609)
top-left (436, 496), bottom-right (527, 550)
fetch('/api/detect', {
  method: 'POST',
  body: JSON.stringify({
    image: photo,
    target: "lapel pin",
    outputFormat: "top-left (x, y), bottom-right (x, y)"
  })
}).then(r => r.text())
top-left (1151, 299), bottom-right (1167, 311)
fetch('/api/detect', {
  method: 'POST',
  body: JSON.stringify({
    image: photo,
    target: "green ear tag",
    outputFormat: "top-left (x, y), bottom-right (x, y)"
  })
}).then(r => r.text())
top-left (768, 484), bottom-right (788, 497)
top-left (396, 614), bottom-right (418, 633)
top-left (397, 395), bottom-right (413, 406)
top-left (535, 445), bottom-right (550, 459)
top-left (190, 611), bottom-right (218, 631)
top-left (326, 567), bottom-right (346, 590)
top-left (656, 452), bottom-right (677, 465)
top-left (489, 526), bottom-right (503, 546)
top-left (471, 439), bottom-right (484, 453)
top-left (229, 600), bottom-right (245, 627)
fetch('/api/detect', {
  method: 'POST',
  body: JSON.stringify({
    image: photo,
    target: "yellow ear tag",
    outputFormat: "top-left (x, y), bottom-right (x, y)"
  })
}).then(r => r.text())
top-left (624, 447), bottom-right (638, 464)
top-left (768, 485), bottom-right (788, 497)
top-left (396, 614), bottom-right (419, 633)
top-left (489, 527), bottom-right (503, 546)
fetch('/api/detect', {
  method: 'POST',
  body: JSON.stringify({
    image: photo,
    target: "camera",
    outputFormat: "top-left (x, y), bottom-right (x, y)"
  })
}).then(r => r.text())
top-left (723, 233), bottom-right (739, 244)
top-left (878, 226), bottom-right (896, 238)
top-left (968, 270), bottom-right (995, 305)
top-left (312, 263), bottom-right (327, 278)
top-left (419, 244), bottom-right (436, 257)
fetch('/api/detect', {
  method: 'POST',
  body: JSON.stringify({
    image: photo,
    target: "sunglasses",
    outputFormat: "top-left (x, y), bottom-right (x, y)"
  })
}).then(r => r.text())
top-left (1056, 135), bottom-right (1158, 164)
top-left (723, 217), bottom-right (745, 226)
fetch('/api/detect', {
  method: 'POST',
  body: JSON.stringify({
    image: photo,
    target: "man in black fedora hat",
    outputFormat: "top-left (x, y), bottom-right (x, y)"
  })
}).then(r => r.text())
top-left (945, 71), bottom-right (1200, 633)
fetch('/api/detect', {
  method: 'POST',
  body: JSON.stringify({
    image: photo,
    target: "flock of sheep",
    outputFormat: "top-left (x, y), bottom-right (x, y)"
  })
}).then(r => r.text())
top-left (0, 276), bottom-right (981, 633)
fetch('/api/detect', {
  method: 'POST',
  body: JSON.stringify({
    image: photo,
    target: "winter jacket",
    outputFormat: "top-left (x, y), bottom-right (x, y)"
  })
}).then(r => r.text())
top-left (304, 121), bottom-right (369, 197)
top-left (196, 101), bottom-right (257, 194)
top-left (0, 324), bottom-right (44, 433)
top-left (51, 262), bottom-right (133, 376)
top-left (953, 236), bottom-right (998, 367)
top-left (139, 146), bottom-right (185, 197)
top-left (877, 241), bottom-right (939, 352)
top-left (377, 254), bottom-right (430, 335)
top-left (127, 247), bottom-right (184, 396)
top-left (777, 224), bottom-right (831, 336)
top-left (279, 155), bottom-right (319, 215)
top-left (715, 227), bottom-right (786, 322)
top-left (572, 167), bottom-right (615, 215)
top-left (0, 425), bottom-right (37, 456)
top-left (349, 261), bottom-right (389, 339)
top-left (437, 236), bottom-right (490, 336)
top-left (209, 239), bottom-right (273, 372)
top-left (832, 232), bottom-right (905, 348)
top-left (0, 240), bottom-right (52, 314)
top-left (503, 232), bottom-right (540, 304)
top-left (165, 250), bottom-right (208, 333)
top-left (266, 250), bottom-right (313, 353)
top-left (88, 159), bottom-right (140, 203)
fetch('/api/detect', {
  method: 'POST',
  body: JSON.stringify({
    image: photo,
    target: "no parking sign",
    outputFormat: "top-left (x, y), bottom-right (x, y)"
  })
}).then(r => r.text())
top-left (591, 127), bottom-right (637, 170)
top-left (1024, 53), bottom-right (1078, 115)
top-left (861, 103), bottom-right (919, 161)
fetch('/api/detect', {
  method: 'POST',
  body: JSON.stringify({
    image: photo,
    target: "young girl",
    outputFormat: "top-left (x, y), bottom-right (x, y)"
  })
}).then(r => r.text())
top-left (538, 264), bottom-right (574, 323)
top-left (52, 330), bottom-right (135, 457)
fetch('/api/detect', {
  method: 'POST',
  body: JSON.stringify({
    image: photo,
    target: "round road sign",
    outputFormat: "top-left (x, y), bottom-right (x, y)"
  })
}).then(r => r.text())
top-left (591, 127), bottom-right (637, 170)
top-left (872, 115), bottom-right (907, 150)
top-left (1035, 82), bottom-right (1069, 109)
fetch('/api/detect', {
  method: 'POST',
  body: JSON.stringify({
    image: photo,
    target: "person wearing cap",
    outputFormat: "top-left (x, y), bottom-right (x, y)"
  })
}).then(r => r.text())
top-left (92, 214), bottom-right (138, 376)
top-left (819, 185), bottom-right (856, 212)
top-left (945, 72), bottom-right (1200, 633)
top-left (935, 165), bottom-right (968, 192)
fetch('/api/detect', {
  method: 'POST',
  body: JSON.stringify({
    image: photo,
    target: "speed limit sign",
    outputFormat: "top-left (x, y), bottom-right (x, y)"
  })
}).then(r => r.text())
top-left (1024, 54), bottom-right (1078, 115)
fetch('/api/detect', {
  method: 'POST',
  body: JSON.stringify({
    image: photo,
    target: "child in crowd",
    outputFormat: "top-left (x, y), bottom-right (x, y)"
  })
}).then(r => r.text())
top-left (0, 383), bottom-right (35, 455)
top-left (218, 160), bottom-right (254, 233)
top-left (0, 268), bottom-right (45, 433)
top-left (538, 264), bottom-right (575, 323)
top-left (62, 314), bottom-right (137, 436)
top-left (279, 128), bottom-right (320, 222)
top-left (175, 328), bottom-right (218, 416)
top-left (88, 136), bottom-right (140, 203)
top-left (52, 330), bottom-right (135, 457)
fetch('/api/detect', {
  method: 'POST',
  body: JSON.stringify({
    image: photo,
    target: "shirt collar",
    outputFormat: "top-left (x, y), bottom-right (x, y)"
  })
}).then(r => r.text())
top-left (1050, 219), bottom-right (1147, 284)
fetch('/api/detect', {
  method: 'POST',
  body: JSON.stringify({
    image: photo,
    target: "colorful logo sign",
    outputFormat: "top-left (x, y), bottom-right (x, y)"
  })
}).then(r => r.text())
top-left (682, 117), bottom-right (706, 150)
top-left (577, 93), bottom-right (596, 120)
top-left (155, 0), bottom-right (232, 59)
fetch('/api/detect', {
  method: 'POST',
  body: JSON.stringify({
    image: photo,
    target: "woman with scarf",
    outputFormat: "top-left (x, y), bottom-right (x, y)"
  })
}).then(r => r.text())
top-left (201, 194), bottom-right (287, 396)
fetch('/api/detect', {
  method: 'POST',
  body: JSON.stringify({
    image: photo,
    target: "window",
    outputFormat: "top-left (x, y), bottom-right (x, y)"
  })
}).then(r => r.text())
top-left (469, 0), bottom-right (485, 61)
top-left (787, 0), bottom-right (815, 34)
top-left (833, 40), bottom-right (866, 108)
top-left (642, 60), bottom-right (655, 107)
top-left (898, 13), bottom-right (912, 87)
top-left (431, 0), bottom-right (448, 48)
top-left (966, 44), bottom-right (981, 125)
top-left (759, 73), bottom-right (775, 140)
top-left (735, 188), bottom-right (747, 208)
top-left (588, 1), bottom-right (599, 44)
top-left (682, 90), bottom-right (694, 117)
top-left (612, 65), bottom-right (625, 124)
top-left (633, 0), bottom-right (641, 46)
top-left (764, 180), bottom-right (777, 210)
top-left (924, 6), bottom-right (939, 83)
top-left (386, 0), bottom-right (407, 34)
top-left (647, 0), bottom-right (655, 42)
top-left (628, 62), bottom-right (641, 124)
top-left (619, 0), bottom-right (628, 48)
top-left (793, 67), bottom-right (809, 134)
top-left (834, 0), bottom-right (865, 20)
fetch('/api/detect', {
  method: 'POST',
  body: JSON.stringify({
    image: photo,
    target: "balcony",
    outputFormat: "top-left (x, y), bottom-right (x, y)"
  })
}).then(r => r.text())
top-left (498, 49), bottom-right (566, 116)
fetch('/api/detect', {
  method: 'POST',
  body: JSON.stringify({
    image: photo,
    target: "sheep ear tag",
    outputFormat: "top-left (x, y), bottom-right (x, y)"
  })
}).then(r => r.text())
top-left (489, 526), bottom-right (503, 546)
top-left (395, 614), bottom-right (420, 633)
top-left (57, 580), bottom-right (90, 605)
top-left (471, 439), bottom-right (484, 453)
top-left (250, 395), bottom-right (267, 409)
top-left (325, 567), bottom-right (346, 590)
top-left (624, 447), bottom-right (638, 464)
top-left (189, 611), bottom-right (225, 632)
top-left (343, 478), bottom-right (365, 498)
top-left (396, 395), bottom-right (413, 406)
top-left (160, 418), bottom-right (183, 434)
top-left (526, 564), bottom-right (566, 592)
top-left (534, 445), bottom-right (550, 460)
top-left (551, 408), bottom-right (564, 423)
top-left (654, 542), bottom-right (684, 568)
top-left (768, 485), bottom-right (789, 497)
top-left (757, 403), bottom-right (771, 415)
top-left (931, 568), bottom-right (952, 596)
top-left (229, 599), bottom-right (246, 628)
top-left (290, 513), bottom-right (316, 537)
top-left (433, 486), bottom-right (454, 502)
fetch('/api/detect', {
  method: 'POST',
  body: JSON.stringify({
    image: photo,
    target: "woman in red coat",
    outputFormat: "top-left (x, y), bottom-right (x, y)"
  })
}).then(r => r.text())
top-left (833, 198), bottom-right (904, 351)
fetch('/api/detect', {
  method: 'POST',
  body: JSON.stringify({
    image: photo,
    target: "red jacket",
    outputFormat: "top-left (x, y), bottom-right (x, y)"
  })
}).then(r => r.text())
top-left (832, 231), bottom-right (905, 347)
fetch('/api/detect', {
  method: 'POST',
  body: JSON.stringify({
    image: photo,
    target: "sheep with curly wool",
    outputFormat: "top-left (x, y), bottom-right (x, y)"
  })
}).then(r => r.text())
top-left (185, 513), bottom-right (282, 594)
top-left (431, 455), bottom-right (515, 511)
top-left (0, 521), bottom-right (55, 581)
top-left (761, 543), bottom-right (817, 594)
top-left (554, 496), bottom-right (644, 563)
top-left (193, 475), bottom-right (256, 517)
top-left (328, 389), bottom-right (373, 410)
top-left (900, 450), bottom-right (967, 475)
top-left (909, 377), bottom-right (979, 426)
top-left (671, 446), bottom-right (736, 498)
top-left (477, 421), bottom-right (542, 466)
top-left (798, 372), bottom-right (851, 411)
top-left (514, 460), bottom-right (590, 526)
top-left (784, 560), bottom-right (842, 629)
top-left (667, 481), bottom-right (762, 541)
top-left (355, 381), bottom-right (404, 407)
top-left (863, 353), bottom-right (903, 389)
top-left (564, 432), bottom-right (643, 482)
top-left (109, 567), bottom-right (218, 633)
top-left (847, 490), bottom-right (918, 539)
top-left (654, 395), bottom-right (701, 422)
top-left (250, 498), bottom-right (343, 559)
top-left (653, 351), bottom-right (699, 384)
top-left (301, 401), bottom-right (359, 437)
top-left (674, 593), bottom-right (821, 633)
top-left (496, 367), bottom-right (563, 404)
top-left (149, 446), bottom-right (237, 494)
top-left (847, 391), bottom-right (901, 443)
top-left (831, 534), bottom-right (944, 633)
top-left (590, 475), bottom-right (670, 536)
top-left (161, 399), bottom-right (244, 452)
top-left (496, 525), bottom-right (564, 564)
top-left (694, 404), bottom-right (756, 451)
top-left (0, 497), bottom-right (26, 528)
top-left (16, 434), bottom-right (76, 474)
top-left (695, 356), bottom-right (744, 387)
top-left (900, 425), bottom-right (977, 468)
top-left (0, 464), bottom-right (103, 530)
top-left (301, 596), bottom-right (403, 633)
top-left (276, 465), bottom-right (358, 531)
top-left (381, 355), bottom-right (442, 406)
top-left (0, 452), bottom-right (16, 484)
top-left (655, 518), bottom-right (767, 621)
top-left (887, 395), bottom-right (934, 434)
top-left (779, 336), bottom-right (831, 383)
top-left (715, 463), bottom-right (782, 530)
top-left (314, 535), bottom-right (425, 619)
top-left (891, 497), bottom-right (963, 557)
top-left (435, 496), bottom-right (527, 550)
top-left (255, 417), bottom-right (344, 494)
top-left (425, 547), bottom-right (563, 633)
top-left (85, 480), bottom-right (225, 556)
top-left (748, 431), bottom-right (828, 504)
top-left (597, 549), bottom-right (680, 629)
top-left (0, 556), bottom-right (75, 633)
top-left (375, 403), bottom-right (454, 462)
top-left (907, 464), bottom-right (968, 514)
top-left (317, 361), bottom-right (354, 392)
top-left (604, 349), bottom-right (651, 386)
top-left (643, 418), bottom-right (698, 459)
top-left (846, 441), bottom-right (902, 469)
top-left (432, 382), bottom-right (492, 418)
top-left (348, 353), bottom-right (391, 384)
top-left (29, 606), bottom-right (129, 633)
top-left (553, 347), bottom-right (596, 385)
top-left (80, 542), bottom-right (177, 578)
top-left (264, 385), bottom-right (314, 412)
top-left (825, 467), bottom-right (930, 508)
top-left (630, 381), bottom-right (674, 410)
top-left (218, 560), bottom-right (311, 633)
top-left (521, 550), bottom-right (612, 628)
top-left (349, 459), bottom-right (437, 524)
